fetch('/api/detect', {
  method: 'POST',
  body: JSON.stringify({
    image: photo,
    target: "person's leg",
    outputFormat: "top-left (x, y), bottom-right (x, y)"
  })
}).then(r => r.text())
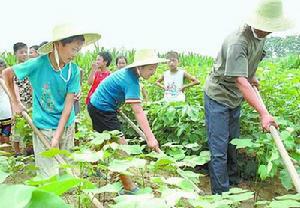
top-left (88, 104), bottom-right (137, 192)
top-left (204, 93), bottom-right (230, 194)
top-left (228, 106), bottom-right (241, 186)
top-left (32, 129), bottom-right (59, 178)
top-left (2, 122), bottom-right (12, 145)
top-left (118, 136), bottom-right (137, 191)
top-left (0, 120), bottom-right (12, 152)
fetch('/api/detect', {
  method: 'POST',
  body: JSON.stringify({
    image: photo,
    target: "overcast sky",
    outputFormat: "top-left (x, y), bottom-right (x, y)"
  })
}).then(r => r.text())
top-left (1, 0), bottom-right (299, 56)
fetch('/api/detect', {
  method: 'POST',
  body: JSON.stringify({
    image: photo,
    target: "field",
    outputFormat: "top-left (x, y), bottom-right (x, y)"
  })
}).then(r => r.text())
top-left (0, 50), bottom-right (299, 208)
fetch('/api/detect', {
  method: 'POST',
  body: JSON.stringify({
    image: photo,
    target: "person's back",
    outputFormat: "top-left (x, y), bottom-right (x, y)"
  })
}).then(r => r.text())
top-left (90, 68), bottom-right (140, 112)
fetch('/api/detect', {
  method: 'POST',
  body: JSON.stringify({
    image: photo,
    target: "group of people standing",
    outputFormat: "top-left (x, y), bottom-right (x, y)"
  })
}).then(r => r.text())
top-left (0, 0), bottom-right (294, 195)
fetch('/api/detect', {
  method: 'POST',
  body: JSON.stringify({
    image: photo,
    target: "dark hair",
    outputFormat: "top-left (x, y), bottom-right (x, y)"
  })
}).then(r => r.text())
top-left (13, 42), bottom-right (27, 53)
top-left (30, 45), bottom-right (39, 51)
top-left (60, 35), bottom-right (85, 46)
top-left (116, 55), bottom-right (128, 65)
top-left (166, 51), bottom-right (179, 60)
top-left (39, 41), bottom-right (48, 48)
top-left (0, 58), bottom-right (6, 68)
top-left (98, 51), bottom-right (112, 67)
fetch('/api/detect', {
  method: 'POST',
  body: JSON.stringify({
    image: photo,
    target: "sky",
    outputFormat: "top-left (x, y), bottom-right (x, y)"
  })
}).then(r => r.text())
top-left (1, 0), bottom-right (299, 57)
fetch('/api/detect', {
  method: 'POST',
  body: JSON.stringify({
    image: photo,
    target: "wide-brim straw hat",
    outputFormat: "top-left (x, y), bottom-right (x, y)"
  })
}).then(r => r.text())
top-left (127, 49), bottom-right (168, 68)
top-left (246, 0), bottom-right (294, 32)
top-left (38, 23), bottom-right (101, 54)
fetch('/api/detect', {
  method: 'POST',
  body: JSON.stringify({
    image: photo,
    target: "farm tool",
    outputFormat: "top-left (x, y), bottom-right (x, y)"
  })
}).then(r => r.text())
top-left (253, 86), bottom-right (300, 193)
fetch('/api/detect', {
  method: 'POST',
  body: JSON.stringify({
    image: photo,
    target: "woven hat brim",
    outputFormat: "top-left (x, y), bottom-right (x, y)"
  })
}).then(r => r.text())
top-left (127, 58), bottom-right (168, 68)
top-left (38, 33), bottom-right (101, 54)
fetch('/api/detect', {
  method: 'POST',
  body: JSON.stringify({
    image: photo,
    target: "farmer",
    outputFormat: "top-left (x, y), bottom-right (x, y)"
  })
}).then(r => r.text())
top-left (204, 0), bottom-right (293, 194)
top-left (11, 42), bottom-right (31, 156)
top-left (86, 51), bottom-right (112, 104)
top-left (3, 23), bottom-right (101, 178)
top-left (115, 55), bottom-right (149, 101)
top-left (156, 51), bottom-right (200, 102)
top-left (88, 49), bottom-right (167, 194)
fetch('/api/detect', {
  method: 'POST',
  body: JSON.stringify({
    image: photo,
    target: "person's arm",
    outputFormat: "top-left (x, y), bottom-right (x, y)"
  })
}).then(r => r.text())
top-left (181, 71), bottom-right (200, 91)
top-left (2, 68), bottom-right (24, 114)
top-left (236, 76), bottom-right (278, 131)
top-left (87, 62), bottom-right (98, 85)
top-left (131, 103), bottom-right (159, 151)
top-left (155, 75), bottom-right (165, 90)
top-left (51, 93), bottom-right (75, 147)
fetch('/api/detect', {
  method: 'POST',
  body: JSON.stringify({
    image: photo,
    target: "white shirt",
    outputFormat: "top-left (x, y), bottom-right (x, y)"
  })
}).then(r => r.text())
top-left (163, 68), bottom-right (185, 102)
top-left (0, 80), bottom-right (12, 120)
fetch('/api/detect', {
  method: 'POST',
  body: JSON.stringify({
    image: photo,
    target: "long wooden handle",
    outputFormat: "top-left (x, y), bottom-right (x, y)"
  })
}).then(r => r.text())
top-left (253, 87), bottom-right (300, 193)
top-left (119, 111), bottom-right (162, 154)
top-left (0, 79), bottom-right (104, 207)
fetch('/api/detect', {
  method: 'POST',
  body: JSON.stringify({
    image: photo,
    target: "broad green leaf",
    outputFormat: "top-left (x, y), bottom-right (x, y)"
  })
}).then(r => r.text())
top-left (177, 169), bottom-right (201, 179)
top-left (258, 165), bottom-right (268, 180)
top-left (38, 175), bottom-right (95, 196)
top-left (113, 194), bottom-right (168, 208)
top-left (0, 184), bottom-right (35, 208)
top-left (230, 139), bottom-right (254, 149)
top-left (163, 177), bottom-right (197, 192)
top-left (118, 145), bottom-right (143, 155)
top-left (83, 182), bottom-right (122, 194)
top-left (159, 188), bottom-right (198, 207)
top-left (267, 151), bottom-right (279, 174)
top-left (72, 150), bottom-right (103, 162)
top-left (154, 156), bottom-right (176, 167)
top-left (224, 191), bottom-right (254, 202)
top-left (184, 143), bottom-right (200, 149)
top-left (108, 158), bottom-right (147, 173)
top-left (90, 132), bottom-right (111, 145)
top-left (40, 148), bottom-right (71, 158)
top-left (0, 170), bottom-right (9, 183)
top-left (279, 169), bottom-right (293, 190)
top-left (178, 152), bottom-right (210, 168)
top-left (275, 194), bottom-right (300, 201)
top-left (227, 188), bottom-right (248, 194)
top-left (166, 147), bottom-right (185, 160)
top-left (0, 150), bottom-right (11, 156)
top-left (26, 189), bottom-right (70, 208)
top-left (268, 200), bottom-right (300, 208)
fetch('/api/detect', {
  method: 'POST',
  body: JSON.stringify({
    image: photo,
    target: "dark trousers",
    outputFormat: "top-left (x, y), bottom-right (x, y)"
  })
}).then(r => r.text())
top-left (204, 93), bottom-right (240, 194)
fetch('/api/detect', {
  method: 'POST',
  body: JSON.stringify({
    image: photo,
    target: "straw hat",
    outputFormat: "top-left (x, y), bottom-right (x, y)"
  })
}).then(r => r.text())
top-left (127, 49), bottom-right (168, 68)
top-left (246, 0), bottom-right (294, 32)
top-left (38, 23), bottom-right (101, 54)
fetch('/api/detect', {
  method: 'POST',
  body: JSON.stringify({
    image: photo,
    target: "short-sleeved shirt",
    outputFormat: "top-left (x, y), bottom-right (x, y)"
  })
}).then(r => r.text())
top-left (13, 55), bottom-right (80, 129)
top-left (0, 79), bottom-right (12, 120)
top-left (163, 68), bottom-right (185, 102)
top-left (204, 25), bottom-right (266, 108)
top-left (90, 68), bottom-right (140, 112)
top-left (85, 70), bottom-right (110, 104)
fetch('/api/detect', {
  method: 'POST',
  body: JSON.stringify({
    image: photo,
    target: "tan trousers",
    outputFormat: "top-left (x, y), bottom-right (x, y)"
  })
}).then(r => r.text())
top-left (32, 124), bottom-right (74, 178)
